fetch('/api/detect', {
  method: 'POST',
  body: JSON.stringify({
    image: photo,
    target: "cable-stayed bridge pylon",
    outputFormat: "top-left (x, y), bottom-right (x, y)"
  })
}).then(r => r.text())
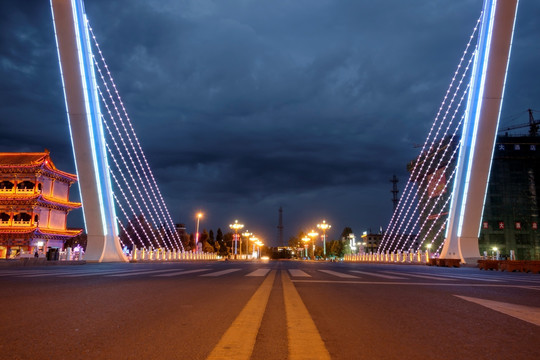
top-left (51, 0), bottom-right (184, 262)
top-left (379, 0), bottom-right (519, 264)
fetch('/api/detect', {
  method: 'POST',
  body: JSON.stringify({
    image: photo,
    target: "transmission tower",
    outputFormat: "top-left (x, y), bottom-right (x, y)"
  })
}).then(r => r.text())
top-left (277, 206), bottom-right (284, 246)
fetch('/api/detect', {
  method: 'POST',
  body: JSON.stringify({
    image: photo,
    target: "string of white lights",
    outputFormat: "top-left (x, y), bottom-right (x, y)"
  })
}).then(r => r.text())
top-left (388, 76), bottom-right (472, 252)
top-left (410, 171), bottom-right (456, 253)
top-left (94, 64), bottom-right (179, 251)
top-left (380, 17), bottom-right (480, 251)
top-left (89, 26), bottom-right (183, 250)
top-left (111, 180), bottom-right (155, 250)
top-left (117, 217), bottom-right (135, 247)
top-left (106, 143), bottom-right (161, 250)
top-left (97, 85), bottom-right (176, 251)
top-left (402, 126), bottom-right (464, 252)
top-left (381, 58), bottom-right (472, 252)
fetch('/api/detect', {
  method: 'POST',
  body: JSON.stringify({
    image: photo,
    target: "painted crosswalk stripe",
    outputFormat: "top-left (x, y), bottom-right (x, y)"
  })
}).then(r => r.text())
top-left (419, 273), bottom-right (501, 282)
top-left (288, 269), bottom-right (311, 278)
top-left (455, 295), bottom-right (540, 326)
top-left (200, 268), bottom-right (241, 277)
top-left (61, 269), bottom-right (136, 277)
top-left (382, 271), bottom-right (456, 281)
top-left (246, 268), bottom-right (271, 277)
top-left (318, 270), bottom-right (359, 279)
top-left (155, 269), bottom-right (210, 277)
top-left (107, 269), bottom-right (179, 277)
top-left (349, 270), bottom-right (404, 279)
top-left (21, 271), bottom-right (82, 277)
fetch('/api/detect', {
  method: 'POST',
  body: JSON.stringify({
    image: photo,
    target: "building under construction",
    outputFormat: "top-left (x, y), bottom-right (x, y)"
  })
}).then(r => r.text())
top-left (409, 110), bottom-right (540, 260)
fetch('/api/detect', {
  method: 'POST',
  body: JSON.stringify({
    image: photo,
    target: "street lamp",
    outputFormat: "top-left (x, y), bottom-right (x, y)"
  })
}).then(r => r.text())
top-left (317, 220), bottom-right (331, 258)
top-left (242, 230), bottom-right (252, 259)
top-left (308, 230), bottom-right (318, 260)
top-left (250, 236), bottom-right (258, 257)
top-left (426, 243), bottom-right (432, 260)
top-left (255, 240), bottom-right (263, 258)
top-left (302, 236), bottom-right (310, 259)
top-left (195, 212), bottom-right (203, 252)
top-left (229, 220), bottom-right (244, 257)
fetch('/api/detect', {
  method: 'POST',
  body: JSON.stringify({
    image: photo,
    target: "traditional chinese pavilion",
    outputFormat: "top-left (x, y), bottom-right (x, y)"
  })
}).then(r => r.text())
top-left (0, 150), bottom-right (82, 259)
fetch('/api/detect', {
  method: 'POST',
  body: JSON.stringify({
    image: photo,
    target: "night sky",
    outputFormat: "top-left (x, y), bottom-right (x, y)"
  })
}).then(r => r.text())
top-left (1, 0), bottom-right (539, 246)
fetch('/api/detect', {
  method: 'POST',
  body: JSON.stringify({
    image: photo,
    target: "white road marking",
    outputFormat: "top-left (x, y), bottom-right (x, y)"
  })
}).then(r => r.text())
top-left (318, 270), bottom-right (359, 279)
top-left (155, 269), bottom-right (210, 277)
top-left (246, 268), bottom-right (271, 277)
top-left (200, 268), bottom-right (241, 277)
top-left (20, 271), bottom-right (81, 277)
top-left (455, 295), bottom-right (540, 326)
top-left (411, 272), bottom-right (501, 282)
top-left (349, 270), bottom-right (404, 279)
top-left (382, 271), bottom-right (456, 281)
top-left (61, 269), bottom-right (136, 277)
top-left (288, 269), bottom-right (311, 278)
top-left (107, 269), bottom-right (179, 277)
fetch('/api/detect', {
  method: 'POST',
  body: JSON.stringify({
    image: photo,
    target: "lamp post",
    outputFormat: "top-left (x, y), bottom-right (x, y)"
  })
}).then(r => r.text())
top-left (302, 236), bottom-right (310, 259)
top-left (426, 243), bottom-right (432, 261)
top-left (229, 220), bottom-right (244, 258)
top-left (317, 220), bottom-right (331, 258)
top-left (308, 230), bottom-right (318, 260)
top-left (255, 240), bottom-right (263, 258)
top-left (242, 230), bottom-right (252, 259)
top-left (195, 212), bottom-right (203, 252)
top-left (250, 236), bottom-right (258, 257)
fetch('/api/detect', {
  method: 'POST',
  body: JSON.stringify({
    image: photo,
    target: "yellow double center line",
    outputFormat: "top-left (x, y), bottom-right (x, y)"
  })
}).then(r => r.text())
top-left (206, 270), bottom-right (330, 360)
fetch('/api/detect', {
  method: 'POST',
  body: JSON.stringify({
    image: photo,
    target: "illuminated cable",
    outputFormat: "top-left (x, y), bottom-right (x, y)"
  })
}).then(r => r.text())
top-left (89, 26), bottom-right (183, 250)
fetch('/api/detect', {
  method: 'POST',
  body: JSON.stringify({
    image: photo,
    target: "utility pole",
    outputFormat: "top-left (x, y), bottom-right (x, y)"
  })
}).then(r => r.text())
top-left (390, 175), bottom-right (399, 211)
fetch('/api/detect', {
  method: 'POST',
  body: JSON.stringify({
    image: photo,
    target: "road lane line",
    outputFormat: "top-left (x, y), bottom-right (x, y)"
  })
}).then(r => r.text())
top-left (206, 270), bottom-right (276, 360)
top-left (318, 269), bottom-right (359, 279)
top-left (349, 270), bottom-right (404, 279)
top-left (455, 295), bottom-right (540, 326)
top-left (288, 269), bottom-right (311, 277)
top-left (381, 271), bottom-right (456, 281)
top-left (200, 269), bottom-right (241, 277)
top-left (155, 269), bottom-right (210, 277)
top-left (282, 271), bottom-right (331, 360)
top-left (246, 268), bottom-right (271, 277)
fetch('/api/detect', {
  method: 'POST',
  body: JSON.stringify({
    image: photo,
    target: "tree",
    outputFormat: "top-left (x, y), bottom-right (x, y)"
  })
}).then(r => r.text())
top-left (340, 227), bottom-right (353, 240)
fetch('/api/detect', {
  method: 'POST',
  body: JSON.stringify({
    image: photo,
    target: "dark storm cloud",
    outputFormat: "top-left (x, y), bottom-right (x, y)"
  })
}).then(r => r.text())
top-left (1, 0), bottom-right (539, 244)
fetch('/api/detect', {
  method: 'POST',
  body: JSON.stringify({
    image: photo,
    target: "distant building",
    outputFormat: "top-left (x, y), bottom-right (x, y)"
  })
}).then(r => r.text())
top-left (0, 151), bottom-right (82, 259)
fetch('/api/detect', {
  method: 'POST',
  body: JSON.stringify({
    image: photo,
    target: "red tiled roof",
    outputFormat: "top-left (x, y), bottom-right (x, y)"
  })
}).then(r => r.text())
top-left (0, 150), bottom-right (77, 182)
top-left (0, 151), bottom-right (52, 167)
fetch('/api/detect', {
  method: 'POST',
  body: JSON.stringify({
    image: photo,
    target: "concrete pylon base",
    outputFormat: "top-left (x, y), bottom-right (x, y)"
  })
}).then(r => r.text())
top-left (85, 235), bottom-right (127, 262)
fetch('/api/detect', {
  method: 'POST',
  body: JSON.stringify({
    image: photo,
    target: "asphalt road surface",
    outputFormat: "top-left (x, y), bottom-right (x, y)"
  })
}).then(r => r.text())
top-left (1, 260), bottom-right (539, 360)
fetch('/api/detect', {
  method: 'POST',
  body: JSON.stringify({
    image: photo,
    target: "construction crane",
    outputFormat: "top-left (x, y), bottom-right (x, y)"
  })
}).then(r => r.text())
top-left (499, 109), bottom-right (540, 136)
